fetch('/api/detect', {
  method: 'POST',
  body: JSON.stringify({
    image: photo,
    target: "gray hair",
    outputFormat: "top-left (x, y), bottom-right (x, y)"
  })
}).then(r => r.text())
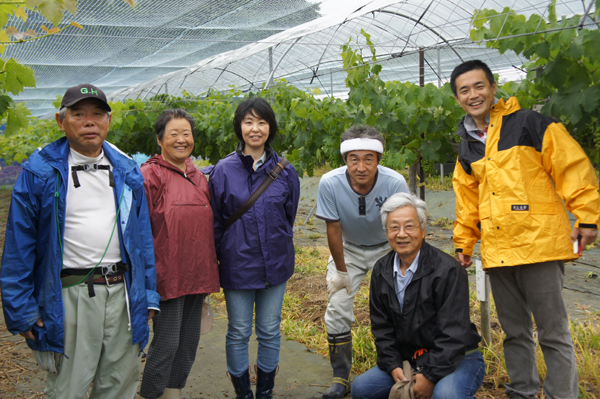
top-left (380, 192), bottom-right (427, 229)
top-left (340, 125), bottom-right (384, 162)
top-left (58, 106), bottom-right (110, 121)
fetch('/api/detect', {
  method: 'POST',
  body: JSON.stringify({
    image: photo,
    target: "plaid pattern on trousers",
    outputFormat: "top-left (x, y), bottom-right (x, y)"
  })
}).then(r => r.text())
top-left (139, 294), bottom-right (205, 399)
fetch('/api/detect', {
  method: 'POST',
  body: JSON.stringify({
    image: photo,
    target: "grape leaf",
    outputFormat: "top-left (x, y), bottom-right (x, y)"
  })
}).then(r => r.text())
top-left (0, 94), bottom-right (13, 115)
top-left (37, 0), bottom-right (66, 27)
top-left (5, 103), bottom-right (31, 136)
top-left (3, 58), bottom-right (36, 95)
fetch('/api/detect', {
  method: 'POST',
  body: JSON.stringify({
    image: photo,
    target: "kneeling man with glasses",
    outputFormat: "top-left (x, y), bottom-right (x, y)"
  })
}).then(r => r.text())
top-left (351, 193), bottom-right (485, 399)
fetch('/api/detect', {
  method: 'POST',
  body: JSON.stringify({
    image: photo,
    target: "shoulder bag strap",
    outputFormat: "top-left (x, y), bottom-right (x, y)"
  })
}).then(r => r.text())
top-left (224, 158), bottom-right (289, 231)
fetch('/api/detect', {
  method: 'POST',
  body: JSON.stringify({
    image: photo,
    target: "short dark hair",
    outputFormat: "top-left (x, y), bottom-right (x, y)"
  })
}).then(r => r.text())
top-left (233, 97), bottom-right (278, 147)
top-left (340, 125), bottom-right (385, 162)
top-left (450, 60), bottom-right (495, 96)
top-left (155, 109), bottom-right (196, 140)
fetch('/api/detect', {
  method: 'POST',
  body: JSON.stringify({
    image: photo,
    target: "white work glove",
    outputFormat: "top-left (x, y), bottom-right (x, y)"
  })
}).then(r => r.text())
top-left (327, 270), bottom-right (351, 300)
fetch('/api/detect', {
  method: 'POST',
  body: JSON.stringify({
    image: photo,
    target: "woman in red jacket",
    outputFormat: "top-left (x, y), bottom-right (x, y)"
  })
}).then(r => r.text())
top-left (139, 109), bottom-right (220, 399)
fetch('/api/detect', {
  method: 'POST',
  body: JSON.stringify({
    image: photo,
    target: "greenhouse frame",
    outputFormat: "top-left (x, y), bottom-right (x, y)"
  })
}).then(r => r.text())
top-left (5, 0), bottom-right (598, 117)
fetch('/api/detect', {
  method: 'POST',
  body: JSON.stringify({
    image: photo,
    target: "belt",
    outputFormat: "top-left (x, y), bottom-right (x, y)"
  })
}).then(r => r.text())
top-left (61, 269), bottom-right (125, 297)
top-left (348, 241), bottom-right (389, 248)
top-left (465, 347), bottom-right (480, 356)
top-left (60, 271), bottom-right (124, 285)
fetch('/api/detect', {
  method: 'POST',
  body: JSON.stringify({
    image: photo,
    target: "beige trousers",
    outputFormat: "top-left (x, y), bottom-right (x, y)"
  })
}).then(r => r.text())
top-left (45, 282), bottom-right (141, 399)
top-left (325, 241), bottom-right (392, 335)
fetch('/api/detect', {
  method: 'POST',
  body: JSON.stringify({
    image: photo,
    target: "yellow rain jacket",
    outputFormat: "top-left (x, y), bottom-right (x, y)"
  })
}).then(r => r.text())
top-left (452, 97), bottom-right (600, 270)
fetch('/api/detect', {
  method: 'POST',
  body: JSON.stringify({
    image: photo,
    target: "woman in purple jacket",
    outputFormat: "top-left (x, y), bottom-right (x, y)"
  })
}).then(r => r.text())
top-left (209, 97), bottom-right (300, 399)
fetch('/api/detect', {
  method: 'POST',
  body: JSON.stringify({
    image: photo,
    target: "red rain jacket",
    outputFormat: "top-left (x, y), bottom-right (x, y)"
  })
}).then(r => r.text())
top-left (141, 155), bottom-right (219, 300)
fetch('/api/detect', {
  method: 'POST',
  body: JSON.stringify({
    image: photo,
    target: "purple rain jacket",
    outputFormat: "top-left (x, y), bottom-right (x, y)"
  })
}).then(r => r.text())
top-left (208, 144), bottom-right (300, 290)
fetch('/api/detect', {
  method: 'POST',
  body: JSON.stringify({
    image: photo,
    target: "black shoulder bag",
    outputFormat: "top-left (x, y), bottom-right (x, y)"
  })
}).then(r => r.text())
top-left (223, 158), bottom-right (289, 230)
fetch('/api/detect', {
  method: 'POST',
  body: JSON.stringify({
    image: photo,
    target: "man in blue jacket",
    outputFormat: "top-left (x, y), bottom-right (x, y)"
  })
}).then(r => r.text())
top-left (0, 84), bottom-right (160, 399)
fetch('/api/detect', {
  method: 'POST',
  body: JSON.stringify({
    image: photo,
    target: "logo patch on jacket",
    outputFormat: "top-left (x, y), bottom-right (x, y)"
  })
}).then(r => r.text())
top-left (375, 196), bottom-right (387, 210)
top-left (511, 205), bottom-right (529, 211)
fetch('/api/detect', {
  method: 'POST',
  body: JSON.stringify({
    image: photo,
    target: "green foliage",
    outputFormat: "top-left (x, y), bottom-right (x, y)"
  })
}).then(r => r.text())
top-left (0, 115), bottom-right (63, 164)
top-left (339, 30), bottom-right (463, 191)
top-left (1, 30), bottom-right (464, 185)
top-left (470, 2), bottom-right (600, 161)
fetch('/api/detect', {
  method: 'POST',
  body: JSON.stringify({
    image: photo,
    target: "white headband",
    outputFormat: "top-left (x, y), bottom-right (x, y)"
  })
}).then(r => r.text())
top-left (340, 138), bottom-right (384, 155)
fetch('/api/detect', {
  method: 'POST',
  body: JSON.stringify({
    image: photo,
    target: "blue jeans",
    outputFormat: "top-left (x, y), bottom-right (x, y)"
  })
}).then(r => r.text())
top-left (224, 282), bottom-right (287, 377)
top-left (351, 351), bottom-right (485, 399)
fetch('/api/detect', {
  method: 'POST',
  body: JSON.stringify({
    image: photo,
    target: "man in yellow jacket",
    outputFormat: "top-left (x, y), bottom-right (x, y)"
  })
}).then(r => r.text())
top-left (451, 60), bottom-right (599, 399)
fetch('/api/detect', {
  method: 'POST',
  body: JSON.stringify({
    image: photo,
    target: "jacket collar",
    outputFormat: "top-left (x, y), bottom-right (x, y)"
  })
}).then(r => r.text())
top-left (455, 118), bottom-right (470, 140)
top-left (381, 240), bottom-right (434, 288)
top-left (31, 137), bottom-right (138, 187)
top-left (455, 97), bottom-right (521, 140)
top-left (490, 96), bottom-right (521, 116)
top-left (144, 154), bottom-right (197, 177)
top-left (38, 136), bottom-right (71, 167)
top-left (39, 137), bottom-right (135, 169)
top-left (235, 142), bottom-right (276, 173)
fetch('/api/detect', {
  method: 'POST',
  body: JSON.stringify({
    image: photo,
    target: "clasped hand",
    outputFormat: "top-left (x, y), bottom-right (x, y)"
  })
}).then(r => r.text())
top-left (391, 367), bottom-right (434, 399)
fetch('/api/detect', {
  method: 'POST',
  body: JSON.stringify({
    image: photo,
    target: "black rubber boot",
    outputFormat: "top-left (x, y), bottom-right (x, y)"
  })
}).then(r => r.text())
top-left (228, 368), bottom-right (254, 399)
top-left (255, 365), bottom-right (278, 399)
top-left (323, 331), bottom-right (352, 399)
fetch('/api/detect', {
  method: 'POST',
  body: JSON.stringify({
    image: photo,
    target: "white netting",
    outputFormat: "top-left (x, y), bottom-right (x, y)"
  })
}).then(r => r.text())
top-left (5, 0), bottom-right (323, 116)
top-left (5, 0), bottom-right (595, 116)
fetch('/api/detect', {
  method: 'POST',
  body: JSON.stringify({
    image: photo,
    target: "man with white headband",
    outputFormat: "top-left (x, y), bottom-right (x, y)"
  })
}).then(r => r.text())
top-left (316, 125), bottom-right (409, 399)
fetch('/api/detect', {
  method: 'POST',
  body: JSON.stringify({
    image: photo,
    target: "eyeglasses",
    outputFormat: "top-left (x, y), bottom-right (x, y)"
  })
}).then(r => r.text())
top-left (386, 223), bottom-right (420, 234)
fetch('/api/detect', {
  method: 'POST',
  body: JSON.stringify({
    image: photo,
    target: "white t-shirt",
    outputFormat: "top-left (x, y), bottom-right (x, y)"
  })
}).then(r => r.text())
top-left (316, 165), bottom-right (409, 246)
top-left (62, 148), bottom-right (122, 269)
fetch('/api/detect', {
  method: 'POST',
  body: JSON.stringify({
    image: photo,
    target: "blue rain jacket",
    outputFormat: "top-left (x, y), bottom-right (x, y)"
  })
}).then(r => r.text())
top-left (209, 145), bottom-right (300, 290)
top-left (0, 137), bottom-right (160, 353)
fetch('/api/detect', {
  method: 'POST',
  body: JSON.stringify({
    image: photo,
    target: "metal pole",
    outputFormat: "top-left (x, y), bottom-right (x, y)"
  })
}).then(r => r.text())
top-left (437, 47), bottom-right (442, 88)
top-left (419, 47), bottom-right (425, 201)
top-left (268, 47), bottom-right (274, 103)
top-left (304, 202), bottom-right (318, 226)
top-left (480, 274), bottom-right (492, 347)
top-left (438, 48), bottom-right (443, 187)
top-left (476, 259), bottom-right (492, 347)
top-left (330, 68), bottom-right (334, 98)
top-left (267, 47), bottom-right (274, 90)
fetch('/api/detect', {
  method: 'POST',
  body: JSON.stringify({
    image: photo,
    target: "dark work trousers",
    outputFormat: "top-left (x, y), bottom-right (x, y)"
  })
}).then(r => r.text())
top-left (488, 261), bottom-right (578, 399)
top-left (139, 294), bottom-right (205, 399)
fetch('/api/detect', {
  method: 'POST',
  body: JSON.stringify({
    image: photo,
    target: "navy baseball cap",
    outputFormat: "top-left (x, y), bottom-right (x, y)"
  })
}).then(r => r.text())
top-left (60, 84), bottom-right (111, 111)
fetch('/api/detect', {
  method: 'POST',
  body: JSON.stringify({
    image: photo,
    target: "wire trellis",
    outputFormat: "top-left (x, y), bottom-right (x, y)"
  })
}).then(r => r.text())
top-left (5, 0), bottom-right (596, 116)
